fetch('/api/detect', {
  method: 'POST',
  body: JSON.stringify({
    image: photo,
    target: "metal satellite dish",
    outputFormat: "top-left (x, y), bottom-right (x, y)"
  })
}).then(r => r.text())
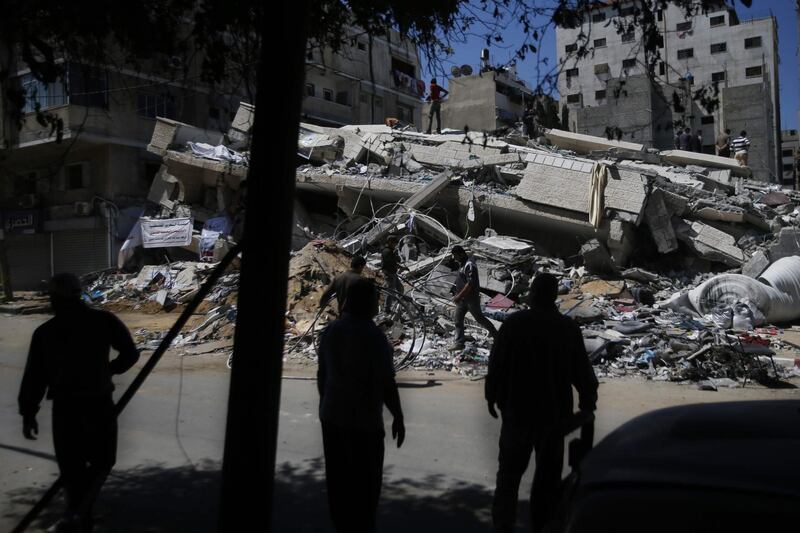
top-left (460, 64), bottom-right (473, 76)
top-left (451, 65), bottom-right (462, 77)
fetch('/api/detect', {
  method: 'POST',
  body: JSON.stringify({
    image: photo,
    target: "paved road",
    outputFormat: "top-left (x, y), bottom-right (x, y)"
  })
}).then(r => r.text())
top-left (2, 313), bottom-right (798, 532)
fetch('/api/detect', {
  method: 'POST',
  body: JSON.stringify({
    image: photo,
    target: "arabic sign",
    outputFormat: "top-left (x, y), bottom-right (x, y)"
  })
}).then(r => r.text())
top-left (2, 210), bottom-right (40, 234)
top-left (140, 217), bottom-right (193, 248)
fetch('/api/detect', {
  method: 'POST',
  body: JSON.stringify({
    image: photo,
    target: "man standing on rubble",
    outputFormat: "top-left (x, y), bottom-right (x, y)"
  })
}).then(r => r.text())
top-left (731, 130), bottom-right (751, 166)
top-left (451, 245), bottom-right (498, 350)
top-left (18, 273), bottom-right (139, 532)
top-left (320, 255), bottom-right (366, 313)
top-left (425, 78), bottom-right (449, 135)
top-left (486, 273), bottom-right (598, 533)
top-left (317, 278), bottom-right (405, 533)
top-left (381, 235), bottom-right (405, 313)
top-left (716, 128), bottom-right (731, 157)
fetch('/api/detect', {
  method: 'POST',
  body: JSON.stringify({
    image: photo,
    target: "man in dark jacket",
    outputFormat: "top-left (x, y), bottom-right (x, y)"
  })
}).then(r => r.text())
top-left (319, 255), bottom-right (366, 313)
top-left (380, 235), bottom-right (405, 313)
top-left (452, 245), bottom-right (497, 350)
top-left (19, 273), bottom-right (139, 531)
top-left (318, 278), bottom-right (405, 533)
top-left (486, 273), bottom-right (598, 533)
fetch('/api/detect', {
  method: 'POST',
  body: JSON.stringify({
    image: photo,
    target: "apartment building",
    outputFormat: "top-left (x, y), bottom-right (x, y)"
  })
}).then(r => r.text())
top-left (556, 0), bottom-right (781, 182)
top-left (0, 58), bottom-right (242, 289)
top-left (781, 129), bottom-right (798, 188)
top-left (303, 28), bottom-right (424, 127)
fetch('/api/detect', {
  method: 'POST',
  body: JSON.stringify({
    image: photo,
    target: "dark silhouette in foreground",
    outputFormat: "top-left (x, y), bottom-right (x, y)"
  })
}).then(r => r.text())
top-left (319, 255), bottom-right (367, 313)
top-left (486, 273), bottom-right (598, 533)
top-left (317, 278), bottom-right (405, 532)
top-left (18, 273), bottom-right (139, 532)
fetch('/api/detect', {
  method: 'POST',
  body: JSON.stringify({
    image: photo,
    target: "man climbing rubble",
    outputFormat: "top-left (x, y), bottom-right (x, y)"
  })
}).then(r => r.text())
top-left (380, 235), bottom-right (406, 314)
top-left (451, 245), bottom-right (498, 350)
top-left (319, 255), bottom-right (366, 314)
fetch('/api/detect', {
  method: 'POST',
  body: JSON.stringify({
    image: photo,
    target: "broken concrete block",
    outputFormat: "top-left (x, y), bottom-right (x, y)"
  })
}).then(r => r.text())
top-left (742, 250), bottom-right (770, 279)
top-left (606, 220), bottom-right (636, 266)
top-left (544, 129), bottom-right (645, 154)
top-left (644, 189), bottom-right (678, 254)
top-left (693, 205), bottom-right (746, 223)
top-left (673, 219), bottom-right (746, 267)
top-left (660, 150), bottom-right (751, 176)
top-left (580, 239), bottom-right (618, 275)
top-left (766, 227), bottom-right (800, 263)
top-left (298, 133), bottom-right (343, 163)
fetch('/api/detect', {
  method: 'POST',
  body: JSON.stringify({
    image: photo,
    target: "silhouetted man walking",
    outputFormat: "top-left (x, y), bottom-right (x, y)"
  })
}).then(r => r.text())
top-left (380, 235), bottom-right (405, 313)
top-left (319, 255), bottom-right (366, 313)
top-left (19, 273), bottom-right (139, 532)
top-left (486, 273), bottom-right (598, 533)
top-left (318, 278), bottom-right (405, 533)
top-left (451, 245), bottom-right (497, 350)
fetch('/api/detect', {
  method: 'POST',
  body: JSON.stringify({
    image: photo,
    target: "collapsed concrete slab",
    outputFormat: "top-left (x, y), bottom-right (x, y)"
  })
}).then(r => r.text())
top-left (673, 219), bottom-right (746, 267)
top-left (544, 129), bottom-right (645, 153)
top-left (643, 189), bottom-right (678, 254)
top-left (660, 150), bottom-right (752, 177)
top-left (516, 156), bottom-right (647, 224)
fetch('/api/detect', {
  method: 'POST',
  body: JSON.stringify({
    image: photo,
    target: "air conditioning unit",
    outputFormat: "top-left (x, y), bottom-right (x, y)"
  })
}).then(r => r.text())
top-left (74, 202), bottom-right (93, 216)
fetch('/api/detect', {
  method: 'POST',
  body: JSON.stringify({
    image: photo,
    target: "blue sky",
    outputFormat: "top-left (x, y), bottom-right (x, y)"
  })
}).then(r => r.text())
top-left (421, 0), bottom-right (798, 129)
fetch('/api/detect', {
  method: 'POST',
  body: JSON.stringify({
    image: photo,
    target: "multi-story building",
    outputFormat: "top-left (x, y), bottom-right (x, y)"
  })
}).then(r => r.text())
top-left (781, 129), bottom-right (798, 188)
top-left (420, 62), bottom-right (547, 133)
top-left (303, 28), bottom-right (424, 128)
top-left (0, 57), bottom-right (242, 290)
top-left (556, 0), bottom-right (781, 182)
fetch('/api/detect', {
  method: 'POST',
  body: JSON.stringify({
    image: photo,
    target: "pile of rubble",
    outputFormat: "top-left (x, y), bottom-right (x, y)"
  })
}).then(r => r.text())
top-left (284, 123), bottom-right (800, 385)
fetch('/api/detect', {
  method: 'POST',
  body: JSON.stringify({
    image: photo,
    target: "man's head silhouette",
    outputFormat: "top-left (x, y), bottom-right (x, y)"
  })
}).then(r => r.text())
top-left (342, 278), bottom-right (378, 318)
top-left (49, 273), bottom-right (83, 314)
top-left (529, 273), bottom-right (558, 307)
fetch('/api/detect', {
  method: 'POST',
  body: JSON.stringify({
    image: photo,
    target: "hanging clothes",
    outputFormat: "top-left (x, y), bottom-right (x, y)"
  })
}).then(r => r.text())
top-left (589, 162), bottom-right (609, 229)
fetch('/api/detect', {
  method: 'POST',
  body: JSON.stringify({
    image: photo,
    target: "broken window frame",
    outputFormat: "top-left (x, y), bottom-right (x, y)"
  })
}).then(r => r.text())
top-left (745, 66), bottom-right (762, 78)
top-left (710, 15), bottom-right (726, 27)
top-left (677, 48), bottom-right (694, 60)
top-left (710, 42), bottom-right (727, 54)
top-left (744, 36), bottom-right (762, 49)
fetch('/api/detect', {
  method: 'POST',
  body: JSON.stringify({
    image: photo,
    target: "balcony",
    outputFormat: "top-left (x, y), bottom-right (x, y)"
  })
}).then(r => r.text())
top-left (391, 70), bottom-right (425, 98)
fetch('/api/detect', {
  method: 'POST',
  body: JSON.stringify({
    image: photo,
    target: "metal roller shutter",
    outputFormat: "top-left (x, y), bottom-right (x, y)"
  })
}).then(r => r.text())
top-left (52, 222), bottom-right (111, 277)
top-left (5, 233), bottom-right (51, 290)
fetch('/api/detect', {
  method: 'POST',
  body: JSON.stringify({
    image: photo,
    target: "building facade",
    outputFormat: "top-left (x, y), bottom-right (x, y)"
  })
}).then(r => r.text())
top-left (0, 59), bottom-right (241, 290)
top-left (556, 1), bottom-right (781, 182)
top-left (420, 66), bottom-right (543, 133)
top-left (303, 28), bottom-right (424, 128)
top-left (781, 129), bottom-right (798, 188)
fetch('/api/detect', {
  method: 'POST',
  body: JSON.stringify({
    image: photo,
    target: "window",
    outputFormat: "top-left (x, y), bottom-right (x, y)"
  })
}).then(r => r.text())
top-left (677, 48), bottom-right (694, 60)
top-left (784, 164), bottom-right (795, 172)
top-left (744, 36), bottom-right (762, 49)
top-left (323, 88), bottom-right (333, 101)
top-left (712, 71), bottom-right (726, 82)
top-left (137, 93), bottom-right (176, 119)
top-left (701, 116), bottom-right (715, 124)
top-left (567, 93), bottom-right (582, 104)
top-left (20, 73), bottom-right (68, 113)
top-left (397, 104), bottom-right (413, 123)
top-left (746, 66), bottom-right (762, 78)
top-left (595, 90), bottom-right (606, 100)
top-left (592, 12), bottom-right (606, 23)
top-left (305, 83), bottom-right (315, 97)
top-left (68, 66), bottom-right (108, 108)
top-left (656, 10), bottom-right (663, 22)
top-left (359, 93), bottom-right (368, 104)
top-left (622, 58), bottom-right (637, 69)
top-left (14, 172), bottom-right (38, 196)
top-left (656, 35), bottom-right (664, 48)
top-left (676, 21), bottom-right (692, 32)
top-left (710, 42), bottom-right (727, 54)
top-left (335, 91), bottom-right (349, 106)
top-left (594, 63), bottom-right (610, 75)
top-left (566, 68), bottom-right (579, 77)
top-left (391, 57), bottom-right (416, 78)
top-left (565, 43), bottom-right (578, 53)
top-left (710, 15), bottom-right (725, 27)
top-left (357, 41), bottom-right (367, 51)
top-left (621, 31), bottom-right (635, 43)
top-left (783, 149), bottom-right (795, 157)
top-left (659, 62), bottom-right (666, 75)
top-left (65, 163), bottom-right (87, 190)
top-left (594, 38), bottom-right (606, 48)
